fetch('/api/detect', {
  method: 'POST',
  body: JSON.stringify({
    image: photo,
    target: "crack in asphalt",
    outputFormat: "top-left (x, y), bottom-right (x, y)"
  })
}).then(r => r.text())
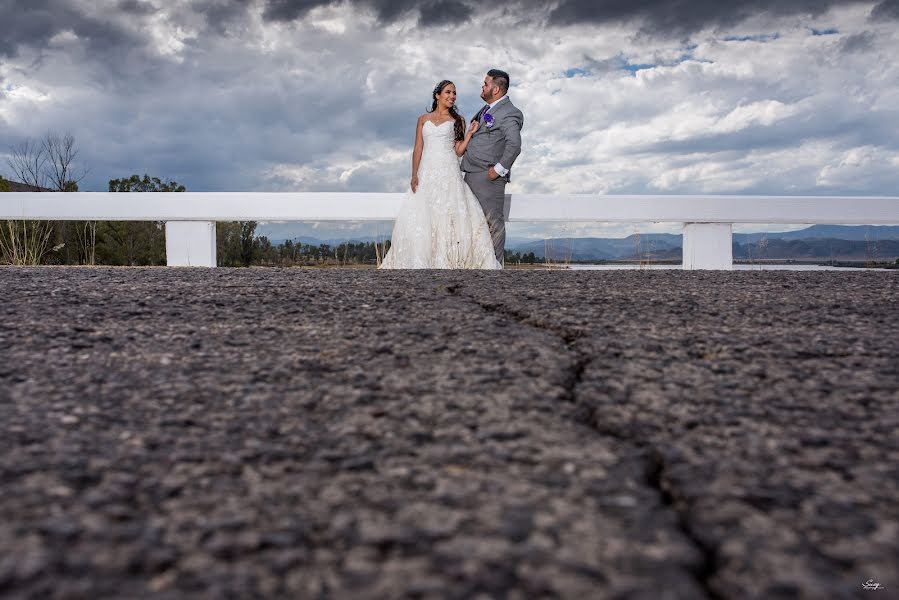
top-left (444, 282), bottom-right (588, 408)
top-left (445, 281), bottom-right (720, 600)
top-left (645, 449), bottom-right (724, 600)
top-left (3, 269), bottom-right (896, 598)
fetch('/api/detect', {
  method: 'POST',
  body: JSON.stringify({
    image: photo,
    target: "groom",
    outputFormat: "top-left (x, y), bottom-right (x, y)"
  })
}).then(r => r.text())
top-left (461, 69), bottom-right (524, 264)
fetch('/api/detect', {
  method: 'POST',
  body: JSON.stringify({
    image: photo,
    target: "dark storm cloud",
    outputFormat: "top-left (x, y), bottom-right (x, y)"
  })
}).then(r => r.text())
top-left (0, 0), bottom-right (147, 58)
top-left (257, 0), bottom-right (899, 32)
top-left (870, 0), bottom-right (899, 19)
top-left (261, 0), bottom-right (329, 21)
top-left (117, 0), bottom-right (158, 15)
top-left (839, 30), bottom-right (876, 52)
top-left (0, 0), bottom-right (253, 60)
top-left (418, 0), bottom-right (472, 26)
top-left (192, 0), bottom-right (256, 33)
top-left (0, 0), bottom-right (76, 57)
top-left (544, 0), bottom-right (851, 33)
top-left (4, 0), bottom-right (898, 59)
top-left (261, 0), bottom-right (469, 26)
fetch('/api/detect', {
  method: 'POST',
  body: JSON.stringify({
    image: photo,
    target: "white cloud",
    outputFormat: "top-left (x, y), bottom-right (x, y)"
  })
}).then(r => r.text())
top-left (2, 1), bottom-right (898, 239)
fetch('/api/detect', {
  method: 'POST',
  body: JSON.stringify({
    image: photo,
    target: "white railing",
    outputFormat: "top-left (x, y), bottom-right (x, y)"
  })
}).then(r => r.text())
top-left (2, 192), bottom-right (898, 269)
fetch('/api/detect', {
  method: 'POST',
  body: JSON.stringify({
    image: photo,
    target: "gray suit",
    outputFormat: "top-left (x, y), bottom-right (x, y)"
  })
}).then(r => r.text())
top-left (460, 96), bottom-right (523, 262)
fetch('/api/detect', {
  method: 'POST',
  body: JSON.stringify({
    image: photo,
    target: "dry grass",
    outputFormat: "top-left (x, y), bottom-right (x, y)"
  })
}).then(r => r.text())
top-left (0, 220), bottom-right (54, 265)
top-left (544, 238), bottom-right (572, 269)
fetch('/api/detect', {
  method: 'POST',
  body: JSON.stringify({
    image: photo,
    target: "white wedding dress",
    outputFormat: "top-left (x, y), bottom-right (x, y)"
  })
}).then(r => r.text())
top-left (379, 120), bottom-right (502, 270)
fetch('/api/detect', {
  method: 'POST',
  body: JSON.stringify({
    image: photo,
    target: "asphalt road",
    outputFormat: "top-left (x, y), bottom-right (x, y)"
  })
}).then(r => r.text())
top-left (1, 267), bottom-right (897, 599)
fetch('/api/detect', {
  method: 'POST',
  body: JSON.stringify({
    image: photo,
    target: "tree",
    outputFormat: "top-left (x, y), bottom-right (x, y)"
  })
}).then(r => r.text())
top-left (216, 220), bottom-right (259, 267)
top-left (42, 132), bottom-right (88, 192)
top-left (108, 174), bottom-right (185, 193)
top-left (240, 221), bottom-right (257, 267)
top-left (6, 138), bottom-right (47, 189)
top-left (100, 175), bottom-right (185, 265)
top-left (6, 132), bottom-right (90, 264)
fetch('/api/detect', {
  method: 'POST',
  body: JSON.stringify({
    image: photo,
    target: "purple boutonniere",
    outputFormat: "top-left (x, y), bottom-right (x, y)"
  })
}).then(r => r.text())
top-left (484, 112), bottom-right (495, 128)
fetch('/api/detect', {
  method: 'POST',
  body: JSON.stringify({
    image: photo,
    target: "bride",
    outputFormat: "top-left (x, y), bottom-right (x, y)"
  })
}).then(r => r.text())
top-left (379, 80), bottom-right (502, 270)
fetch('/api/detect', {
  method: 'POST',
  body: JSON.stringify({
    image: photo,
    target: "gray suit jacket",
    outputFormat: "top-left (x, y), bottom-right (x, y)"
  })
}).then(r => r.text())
top-left (460, 97), bottom-right (524, 182)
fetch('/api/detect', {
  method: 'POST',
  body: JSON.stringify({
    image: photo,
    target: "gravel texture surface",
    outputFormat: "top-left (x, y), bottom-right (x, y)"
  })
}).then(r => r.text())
top-left (0, 267), bottom-right (896, 600)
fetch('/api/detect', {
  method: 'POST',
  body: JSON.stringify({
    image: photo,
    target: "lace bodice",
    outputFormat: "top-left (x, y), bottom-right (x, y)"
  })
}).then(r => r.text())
top-left (421, 120), bottom-right (459, 168)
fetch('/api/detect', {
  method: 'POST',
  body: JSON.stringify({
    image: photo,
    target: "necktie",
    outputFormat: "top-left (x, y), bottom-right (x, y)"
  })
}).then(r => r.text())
top-left (475, 104), bottom-right (490, 122)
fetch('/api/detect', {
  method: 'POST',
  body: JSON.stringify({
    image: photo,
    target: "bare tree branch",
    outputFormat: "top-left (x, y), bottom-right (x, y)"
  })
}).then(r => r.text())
top-left (43, 131), bottom-right (88, 191)
top-left (6, 139), bottom-right (48, 189)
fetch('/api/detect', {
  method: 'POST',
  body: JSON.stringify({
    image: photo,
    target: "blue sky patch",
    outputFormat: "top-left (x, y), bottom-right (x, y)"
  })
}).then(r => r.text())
top-left (811, 27), bottom-right (839, 36)
top-left (564, 67), bottom-right (590, 78)
top-left (723, 33), bottom-right (780, 42)
top-left (622, 62), bottom-right (655, 73)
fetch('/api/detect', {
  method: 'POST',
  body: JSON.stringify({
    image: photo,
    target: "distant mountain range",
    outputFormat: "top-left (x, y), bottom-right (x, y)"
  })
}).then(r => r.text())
top-left (260, 223), bottom-right (899, 261)
top-left (748, 224), bottom-right (899, 242)
top-left (733, 238), bottom-right (899, 261)
top-left (510, 226), bottom-right (899, 261)
top-left (511, 233), bottom-right (682, 261)
top-left (258, 221), bottom-right (393, 247)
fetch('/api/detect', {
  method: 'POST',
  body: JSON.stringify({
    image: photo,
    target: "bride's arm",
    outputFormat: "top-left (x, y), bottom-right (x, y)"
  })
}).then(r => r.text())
top-left (454, 120), bottom-right (479, 157)
top-left (411, 115), bottom-right (425, 193)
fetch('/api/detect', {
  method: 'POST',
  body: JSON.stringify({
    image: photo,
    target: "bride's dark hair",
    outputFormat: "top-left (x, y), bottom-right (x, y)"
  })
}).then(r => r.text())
top-left (430, 80), bottom-right (465, 142)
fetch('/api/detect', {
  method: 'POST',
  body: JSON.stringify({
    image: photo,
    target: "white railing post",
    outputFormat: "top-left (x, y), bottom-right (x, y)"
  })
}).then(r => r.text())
top-left (165, 221), bottom-right (216, 267)
top-left (682, 223), bottom-right (733, 270)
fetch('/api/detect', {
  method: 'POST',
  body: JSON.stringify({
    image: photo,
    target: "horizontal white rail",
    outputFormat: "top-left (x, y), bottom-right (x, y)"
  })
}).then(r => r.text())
top-left (2, 192), bottom-right (899, 224)
top-left (2, 192), bottom-right (898, 269)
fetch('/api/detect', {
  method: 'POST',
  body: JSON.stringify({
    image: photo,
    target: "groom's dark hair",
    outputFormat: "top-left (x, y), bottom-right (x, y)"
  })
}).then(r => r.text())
top-left (487, 69), bottom-right (509, 94)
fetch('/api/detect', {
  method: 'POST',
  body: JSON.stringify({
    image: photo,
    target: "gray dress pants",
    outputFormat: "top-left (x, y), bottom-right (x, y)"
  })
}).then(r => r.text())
top-left (464, 171), bottom-right (506, 262)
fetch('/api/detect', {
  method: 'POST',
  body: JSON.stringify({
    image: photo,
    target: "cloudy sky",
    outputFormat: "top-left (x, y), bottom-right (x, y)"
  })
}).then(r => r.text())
top-left (2, 0), bottom-right (898, 239)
